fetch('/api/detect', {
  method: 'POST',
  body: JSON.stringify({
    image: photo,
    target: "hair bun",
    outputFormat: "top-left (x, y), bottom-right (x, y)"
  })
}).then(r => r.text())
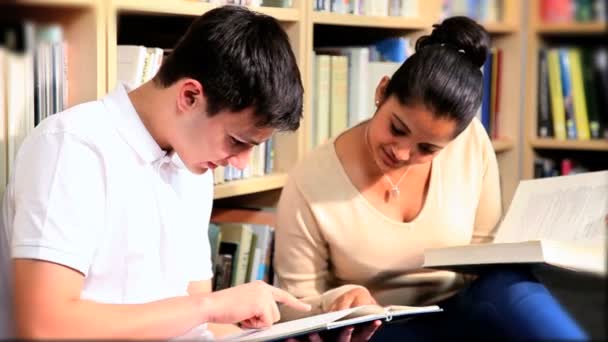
top-left (415, 16), bottom-right (490, 68)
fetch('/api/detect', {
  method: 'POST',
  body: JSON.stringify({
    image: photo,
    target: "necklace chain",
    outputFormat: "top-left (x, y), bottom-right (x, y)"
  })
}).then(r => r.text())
top-left (364, 124), bottom-right (410, 198)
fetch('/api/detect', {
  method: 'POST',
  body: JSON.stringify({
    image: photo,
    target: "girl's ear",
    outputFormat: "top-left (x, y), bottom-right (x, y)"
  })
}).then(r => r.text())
top-left (374, 76), bottom-right (391, 107)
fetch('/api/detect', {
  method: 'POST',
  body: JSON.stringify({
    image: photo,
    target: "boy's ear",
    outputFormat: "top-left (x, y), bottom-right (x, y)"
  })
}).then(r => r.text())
top-left (177, 78), bottom-right (204, 113)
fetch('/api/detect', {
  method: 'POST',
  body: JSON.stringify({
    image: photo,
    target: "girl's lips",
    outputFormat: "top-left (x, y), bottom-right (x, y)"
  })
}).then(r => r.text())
top-left (381, 148), bottom-right (399, 167)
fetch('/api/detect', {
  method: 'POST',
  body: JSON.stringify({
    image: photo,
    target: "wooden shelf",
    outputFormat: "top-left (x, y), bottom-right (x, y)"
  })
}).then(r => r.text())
top-left (535, 22), bottom-right (607, 35)
top-left (492, 138), bottom-right (515, 153)
top-left (311, 11), bottom-right (427, 29)
top-left (530, 138), bottom-right (608, 151)
top-left (214, 173), bottom-right (288, 199)
top-left (11, 0), bottom-right (94, 6)
top-left (483, 22), bottom-right (519, 34)
top-left (114, 0), bottom-right (300, 21)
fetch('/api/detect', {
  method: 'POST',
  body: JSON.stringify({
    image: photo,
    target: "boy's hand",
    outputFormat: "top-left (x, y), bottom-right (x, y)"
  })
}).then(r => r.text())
top-left (329, 287), bottom-right (377, 312)
top-left (202, 280), bottom-right (311, 328)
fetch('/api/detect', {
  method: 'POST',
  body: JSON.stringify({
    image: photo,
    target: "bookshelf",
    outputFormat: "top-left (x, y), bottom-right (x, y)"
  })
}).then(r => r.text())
top-left (523, 0), bottom-right (608, 179)
top-left (4, 0), bottom-right (525, 208)
top-left (482, 0), bottom-right (523, 209)
top-left (214, 173), bottom-right (288, 200)
top-left (5, 0), bottom-right (106, 105)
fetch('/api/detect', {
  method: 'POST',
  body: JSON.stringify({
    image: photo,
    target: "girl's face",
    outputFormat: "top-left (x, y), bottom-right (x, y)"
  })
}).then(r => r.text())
top-left (366, 79), bottom-right (458, 171)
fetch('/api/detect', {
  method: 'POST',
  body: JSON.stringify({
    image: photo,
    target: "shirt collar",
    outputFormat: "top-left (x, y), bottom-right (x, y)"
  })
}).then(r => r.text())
top-left (102, 83), bottom-right (169, 165)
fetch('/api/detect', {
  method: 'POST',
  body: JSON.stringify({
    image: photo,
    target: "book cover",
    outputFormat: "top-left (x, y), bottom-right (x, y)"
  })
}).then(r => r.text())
top-left (314, 54), bottom-right (331, 147)
top-left (0, 47), bottom-right (6, 195)
top-left (568, 49), bottom-right (590, 140)
top-left (481, 51), bottom-right (493, 134)
top-left (329, 55), bottom-right (348, 138)
top-left (558, 48), bottom-right (578, 139)
top-left (423, 171), bottom-right (607, 276)
top-left (219, 223), bottom-right (254, 286)
top-left (580, 48), bottom-right (601, 139)
top-left (537, 49), bottom-right (554, 138)
top-left (547, 49), bottom-right (567, 140)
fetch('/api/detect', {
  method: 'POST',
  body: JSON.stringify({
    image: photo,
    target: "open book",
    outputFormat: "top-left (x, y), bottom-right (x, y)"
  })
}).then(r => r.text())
top-left (218, 304), bottom-right (441, 342)
top-left (424, 171), bottom-right (607, 276)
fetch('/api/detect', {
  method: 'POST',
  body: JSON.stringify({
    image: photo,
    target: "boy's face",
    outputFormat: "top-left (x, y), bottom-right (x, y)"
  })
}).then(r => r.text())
top-left (171, 80), bottom-right (275, 175)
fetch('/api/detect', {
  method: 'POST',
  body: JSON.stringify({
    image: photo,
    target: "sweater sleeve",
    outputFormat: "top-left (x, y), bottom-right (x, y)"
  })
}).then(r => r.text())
top-left (274, 175), bottom-right (365, 321)
top-left (471, 130), bottom-right (503, 244)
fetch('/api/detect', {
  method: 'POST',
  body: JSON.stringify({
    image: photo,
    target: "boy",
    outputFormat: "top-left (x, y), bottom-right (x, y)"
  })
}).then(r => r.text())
top-left (0, 5), bottom-right (309, 339)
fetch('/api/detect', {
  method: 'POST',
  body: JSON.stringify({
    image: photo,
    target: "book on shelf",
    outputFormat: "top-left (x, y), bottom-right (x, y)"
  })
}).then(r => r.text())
top-left (558, 48), bottom-right (578, 140)
top-left (540, 0), bottom-right (606, 23)
top-left (219, 304), bottom-right (442, 342)
top-left (210, 208), bottom-right (277, 288)
top-left (313, 0), bottom-right (418, 17)
top-left (442, 0), bottom-right (503, 22)
top-left (1, 21), bottom-right (69, 194)
top-left (547, 48), bottom-right (568, 140)
top-left (593, 48), bottom-right (608, 139)
top-left (537, 49), bottom-right (554, 138)
top-left (117, 45), bottom-right (163, 90)
top-left (423, 171), bottom-right (607, 276)
top-left (212, 139), bottom-right (273, 185)
top-left (0, 46), bottom-right (6, 195)
top-left (539, 46), bottom-right (606, 140)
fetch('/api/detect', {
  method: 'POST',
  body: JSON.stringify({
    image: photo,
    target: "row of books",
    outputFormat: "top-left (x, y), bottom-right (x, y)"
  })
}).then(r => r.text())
top-left (209, 208), bottom-right (277, 291)
top-left (117, 45), bottom-right (165, 90)
top-left (212, 138), bottom-right (274, 185)
top-left (534, 157), bottom-right (591, 178)
top-left (313, 0), bottom-right (418, 17)
top-left (0, 21), bottom-right (68, 195)
top-left (202, 0), bottom-right (293, 7)
top-left (537, 47), bottom-right (608, 140)
top-left (311, 38), bottom-right (411, 147)
top-left (478, 48), bottom-right (503, 139)
top-left (311, 38), bottom-right (504, 147)
top-left (540, 0), bottom-right (607, 23)
top-left (441, 0), bottom-right (503, 22)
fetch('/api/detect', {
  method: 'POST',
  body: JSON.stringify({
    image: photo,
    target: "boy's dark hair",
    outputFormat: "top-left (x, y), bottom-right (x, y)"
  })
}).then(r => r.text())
top-left (155, 5), bottom-right (302, 131)
top-left (385, 16), bottom-right (490, 136)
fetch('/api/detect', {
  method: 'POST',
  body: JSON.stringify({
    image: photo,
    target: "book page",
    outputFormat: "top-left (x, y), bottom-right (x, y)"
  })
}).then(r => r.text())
top-left (496, 171), bottom-right (608, 244)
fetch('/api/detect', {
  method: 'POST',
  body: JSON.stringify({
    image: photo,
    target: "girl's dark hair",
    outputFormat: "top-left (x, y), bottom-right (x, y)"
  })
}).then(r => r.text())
top-left (384, 16), bottom-right (490, 136)
top-left (155, 6), bottom-right (302, 131)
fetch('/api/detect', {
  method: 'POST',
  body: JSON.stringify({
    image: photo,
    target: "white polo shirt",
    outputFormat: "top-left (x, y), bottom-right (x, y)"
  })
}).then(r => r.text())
top-left (0, 84), bottom-right (214, 339)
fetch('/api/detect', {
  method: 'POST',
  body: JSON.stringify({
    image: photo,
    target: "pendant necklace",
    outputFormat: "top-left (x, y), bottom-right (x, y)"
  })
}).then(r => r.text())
top-left (364, 124), bottom-right (411, 199)
top-left (384, 165), bottom-right (411, 198)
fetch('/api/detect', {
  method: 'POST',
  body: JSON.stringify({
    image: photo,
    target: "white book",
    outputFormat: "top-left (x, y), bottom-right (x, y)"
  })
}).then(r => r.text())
top-left (6, 22), bottom-right (36, 175)
top-left (313, 54), bottom-right (331, 146)
top-left (423, 171), bottom-right (608, 276)
top-left (0, 47), bottom-right (6, 195)
top-left (219, 304), bottom-right (441, 342)
top-left (400, 0), bottom-right (418, 17)
top-left (117, 45), bottom-right (147, 89)
top-left (344, 47), bottom-right (370, 127)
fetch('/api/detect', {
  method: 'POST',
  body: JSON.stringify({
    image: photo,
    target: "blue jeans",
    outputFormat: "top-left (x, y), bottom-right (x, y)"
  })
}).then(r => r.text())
top-left (371, 268), bottom-right (588, 341)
